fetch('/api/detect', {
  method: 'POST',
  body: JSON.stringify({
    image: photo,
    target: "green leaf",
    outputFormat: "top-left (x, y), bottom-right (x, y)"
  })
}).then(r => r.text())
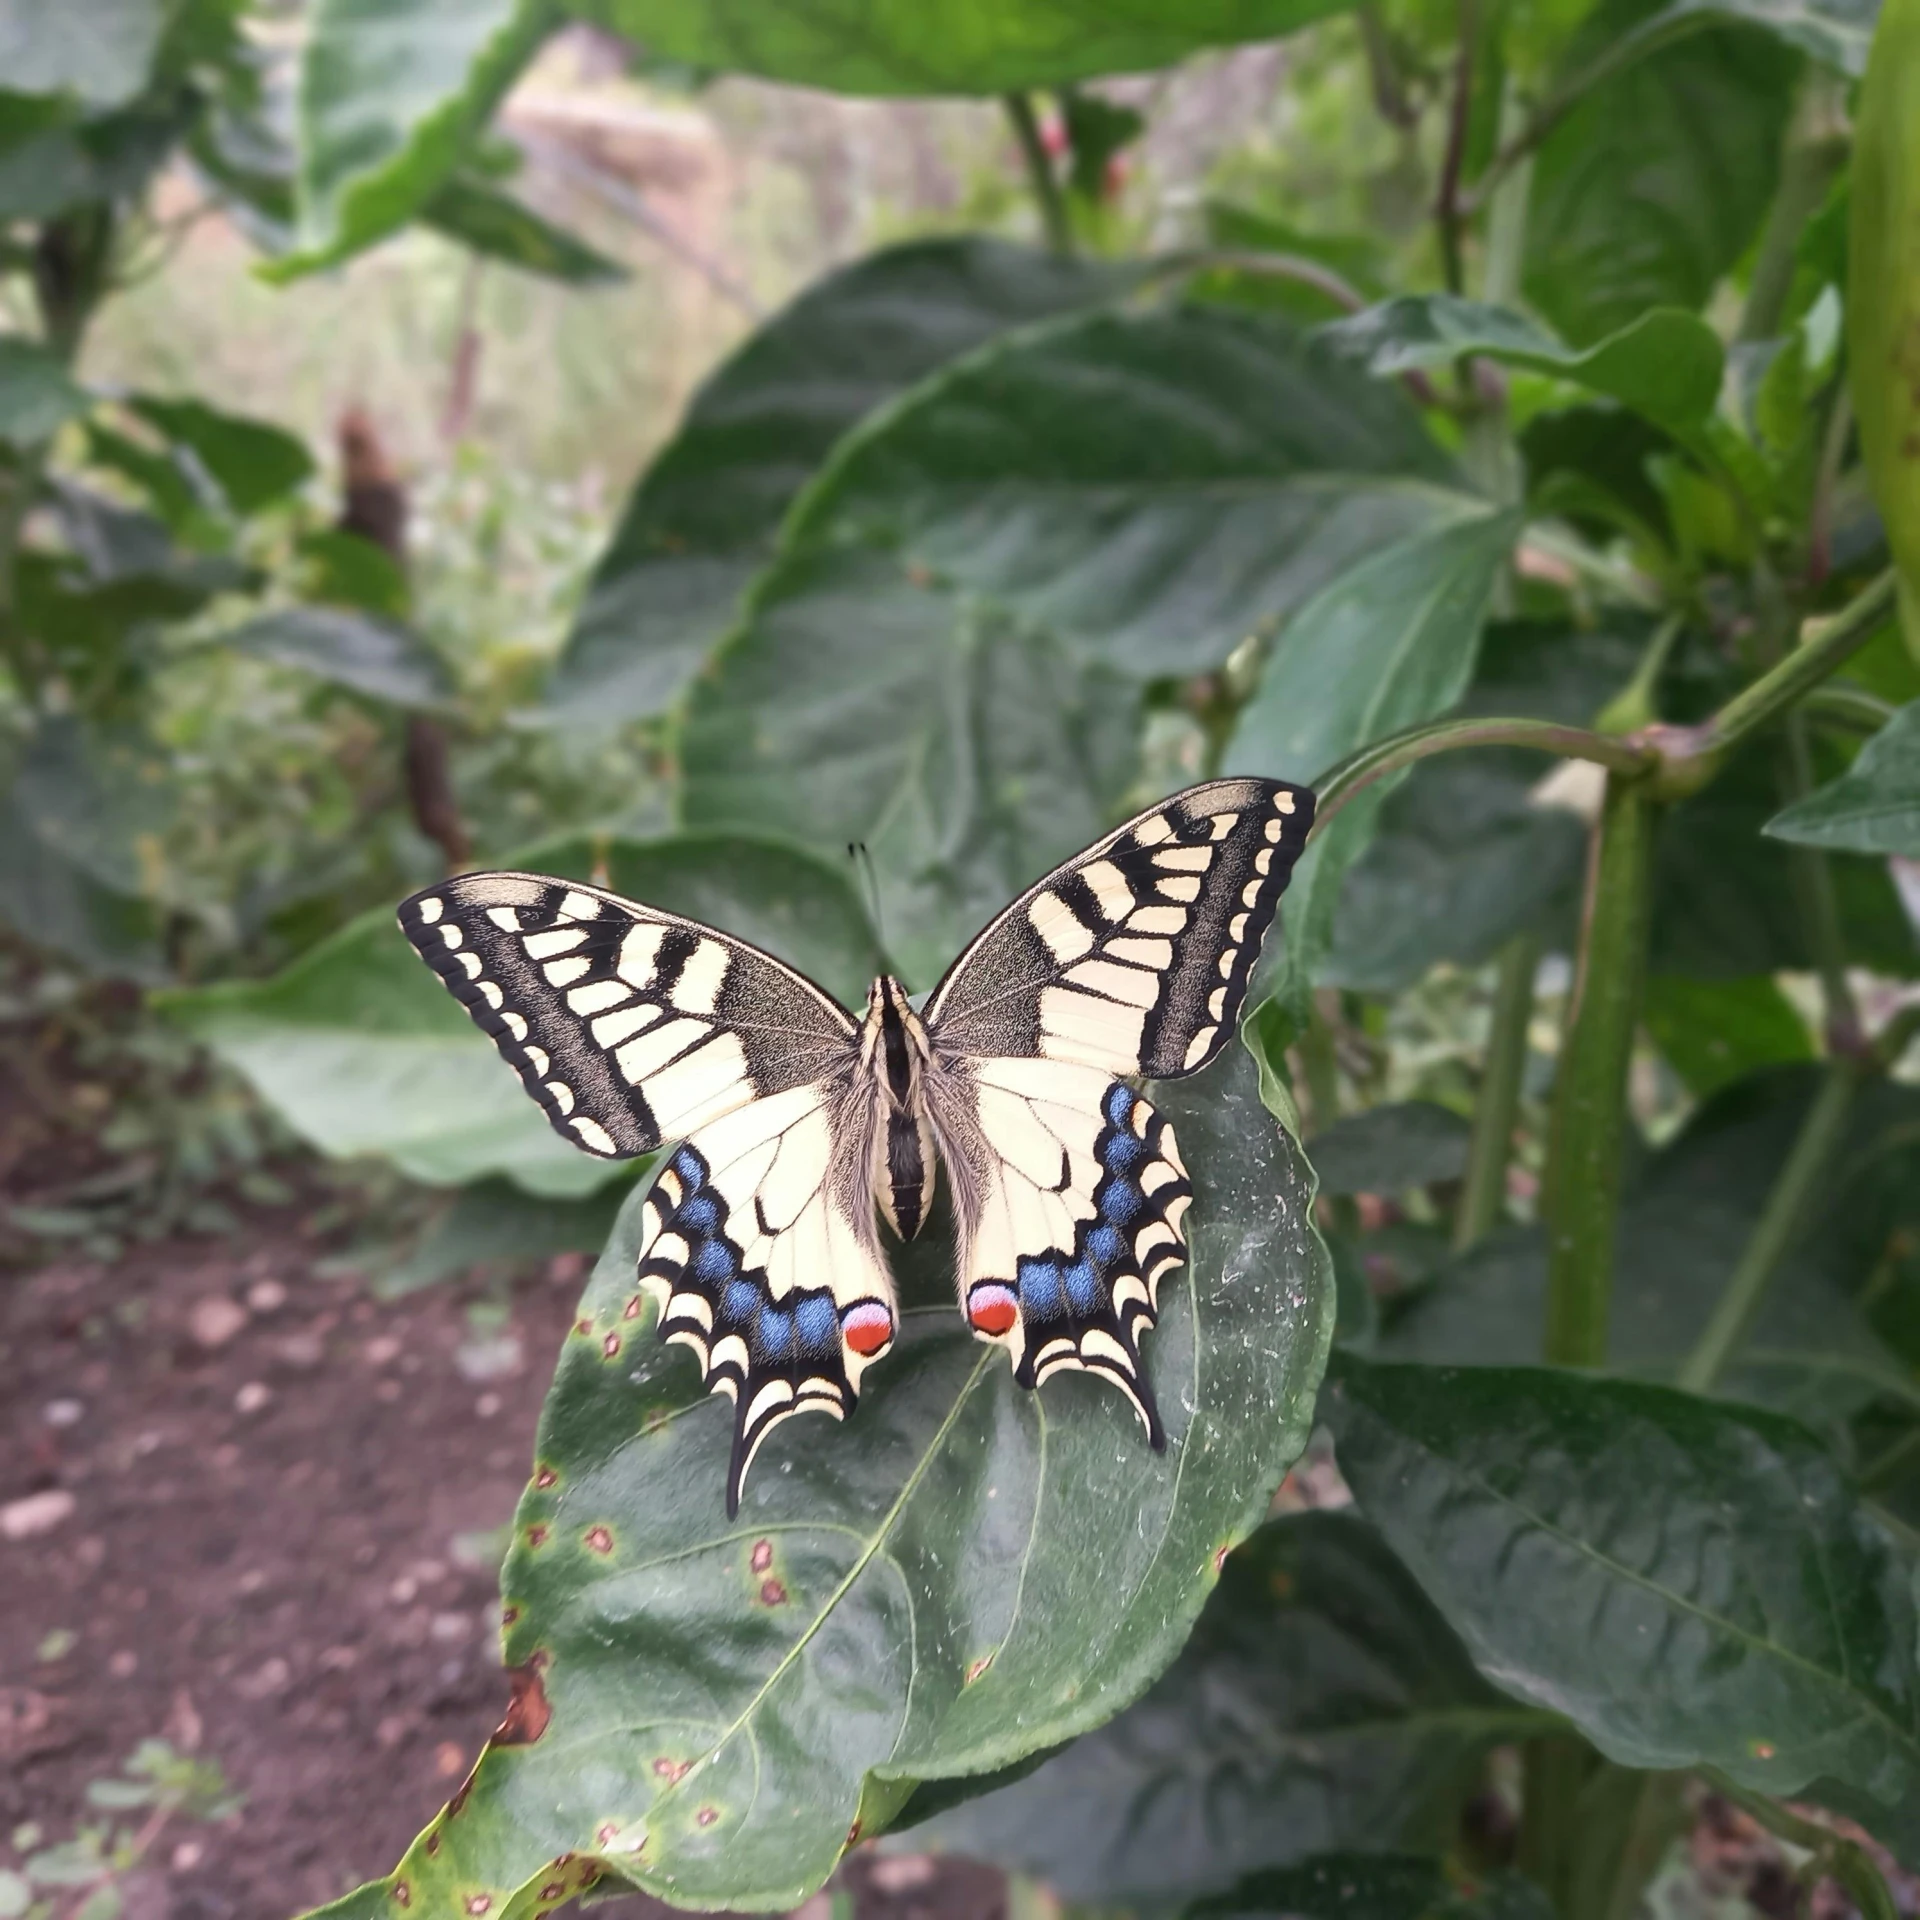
top-left (1764, 698), bottom-right (1920, 855)
top-left (376, 1174), bottom-right (642, 1298)
top-left (0, 95), bottom-right (185, 222)
top-left (1378, 1066), bottom-right (1920, 1428)
top-left (1607, 0), bottom-right (1879, 85)
top-left (1307, 1102), bottom-right (1471, 1195)
top-left (1227, 505), bottom-right (1522, 1012)
top-left (0, 336), bottom-right (89, 448)
top-left (420, 172), bottom-right (626, 283)
top-left (274, 0), bottom-right (556, 280)
top-left (296, 527), bottom-right (412, 618)
top-left (1643, 973), bottom-right (1814, 1096)
top-left (127, 395), bottom-right (314, 515)
top-left (1324, 1350), bottom-right (1920, 1857)
top-left (0, 0), bottom-right (166, 106)
top-left (905, 1513), bottom-right (1551, 1906)
top-left (586, 0), bottom-right (1357, 94)
top-left (1192, 1855), bottom-right (1556, 1920)
top-left (161, 831), bottom-right (885, 1194)
top-left (1522, 2), bottom-right (1799, 345)
top-left (1319, 299), bottom-right (1724, 441)
top-left (545, 238), bottom-right (1129, 726)
top-left (219, 608), bottom-right (452, 709)
top-left (308, 1039), bottom-right (1334, 1916)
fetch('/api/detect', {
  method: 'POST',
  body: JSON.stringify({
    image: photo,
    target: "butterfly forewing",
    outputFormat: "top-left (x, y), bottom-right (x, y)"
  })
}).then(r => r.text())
top-left (398, 872), bottom-right (857, 1159)
top-left (923, 777), bottom-right (1313, 1081)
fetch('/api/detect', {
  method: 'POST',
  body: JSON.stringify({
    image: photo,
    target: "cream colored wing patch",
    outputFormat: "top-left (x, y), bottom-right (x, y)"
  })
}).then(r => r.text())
top-left (955, 1056), bottom-right (1189, 1445)
top-left (398, 871), bottom-right (858, 1158)
top-left (923, 778), bottom-right (1313, 1081)
top-left (636, 1085), bottom-right (897, 1515)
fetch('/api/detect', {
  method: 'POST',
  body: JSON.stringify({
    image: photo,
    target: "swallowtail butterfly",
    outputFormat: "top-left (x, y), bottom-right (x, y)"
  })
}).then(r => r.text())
top-left (400, 778), bottom-right (1313, 1512)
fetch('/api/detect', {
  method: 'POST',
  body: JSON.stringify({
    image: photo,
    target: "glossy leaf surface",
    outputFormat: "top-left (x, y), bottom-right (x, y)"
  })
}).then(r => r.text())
top-left (1765, 698), bottom-right (1920, 855)
top-left (547, 239), bottom-right (1126, 726)
top-left (1325, 1352), bottom-right (1920, 1856)
top-left (908, 1513), bottom-right (1550, 1905)
top-left (307, 1040), bottom-right (1334, 1916)
top-left (161, 833), bottom-right (885, 1194)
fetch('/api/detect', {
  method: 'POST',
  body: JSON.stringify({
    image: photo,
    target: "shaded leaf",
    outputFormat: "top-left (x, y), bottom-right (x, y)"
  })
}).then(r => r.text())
top-left (421, 172), bottom-right (627, 284)
top-left (1642, 973), bottom-right (1813, 1096)
top-left (0, 94), bottom-right (185, 222)
top-left (220, 608), bottom-right (452, 708)
top-left (1613, 0), bottom-right (1879, 83)
top-left (1192, 1854), bottom-right (1555, 1920)
top-left (128, 394), bottom-right (314, 515)
top-left (1324, 1352), bottom-right (1920, 1858)
top-left (546, 237), bottom-right (1128, 726)
top-left (1522, 2), bottom-right (1799, 345)
top-left (1307, 1103), bottom-right (1471, 1196)
top-left (307, 1039), bottom-right (1334, 1915)
top-left (1228, 506), bottom-right (1522, 1011)
top-left (0, 0), bottom-right (166, 106)
top-left (161, 832), bottom-right (886, 1194)
top-left (1319, 299), bottom-right (1723, 441)
top-left (906, 1513), bottom-right (1551, 1906)
top-left (0, 337), bottom-right (89, 448)
top-left (1765, 698), bottom-right (1920, 856)
top-left (376, 1173), bottom-right (642, 1298)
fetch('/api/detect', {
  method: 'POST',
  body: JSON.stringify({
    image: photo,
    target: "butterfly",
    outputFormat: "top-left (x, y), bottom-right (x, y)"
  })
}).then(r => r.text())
top-left (399, 777), bottom-right (1313, 1513)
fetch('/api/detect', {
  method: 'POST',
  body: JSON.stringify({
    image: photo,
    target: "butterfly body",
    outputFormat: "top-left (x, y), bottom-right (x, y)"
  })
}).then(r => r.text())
top-left (400, 777), bottom-right (1312, 1513)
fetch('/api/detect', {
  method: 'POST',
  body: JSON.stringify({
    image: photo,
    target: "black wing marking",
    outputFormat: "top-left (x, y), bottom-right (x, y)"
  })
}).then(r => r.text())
top-left (399, 872), bottom-right (858, 1159)
top-left (956, 1058), bottom-right (1189, 1445)
top-left (637, 1085), bottom-right (896, 1515)
top-left (922, 777), bottom-right (1313, 1081)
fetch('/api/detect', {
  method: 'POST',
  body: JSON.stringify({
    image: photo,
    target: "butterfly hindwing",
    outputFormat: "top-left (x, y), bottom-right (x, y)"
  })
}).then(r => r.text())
top-left (923, 777), bottom-right (1313, 1081)
top-left (399, 872), bottom-right (858, 1159)
top-left (951, 1057), bottom-right (1190, 1443)
top-left (638, 1083), bottom-right (896, 1515)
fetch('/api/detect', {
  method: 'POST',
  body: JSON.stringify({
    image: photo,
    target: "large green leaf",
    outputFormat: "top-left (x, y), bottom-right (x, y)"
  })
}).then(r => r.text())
top-left (1227, 506), bottom-right (1522, 1011)
top-left (127, 395), bottom-right (314, 516)
top-left (219, 608), bottom-right (453, 709)
top-left (1319, 299), bottom-right (1723, 442)
top-left (1324, 1352), bottom-right (1920, 1857)
top-left (1193, 1855), bottom-right (1556, 1920)
top-left (1764, 697), bottom-right (1920, 855)
top-left (545, 238), bottom-right (1128, 727)
top-left (581, 0), bottom-right (1356, 94)
top-left (0, 338), bottom-right (90, 448)
top-left (1642, 973), bottom-right (1813, 1096)
top-left (1378, 1066), bottom-right (1920, 1429)
top-left (684, 307), bottom-right (1473, 987)
top-left (275, 0), bottom-right (555, 279)
top-left (0, 0), bottom-right (166, 106)
top-left (305, 1039), bottom-right (1335, 1917)
top-left (1604, 0), bottom-right (1879, 85)
top-left (905, 1513), bottom-right (1551, 1906)
top-left (1522, 2), bottom-right (1800, 345)
top-left (161, 832), bottom-right (886, 1194)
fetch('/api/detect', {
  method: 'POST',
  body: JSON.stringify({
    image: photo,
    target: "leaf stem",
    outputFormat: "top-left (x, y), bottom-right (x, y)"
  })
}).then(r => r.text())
top-left (1311, 716), bottom-right (1656, 839)
top-left (1675, 1057), bottom-right (1861, 1394)
top-left (1003, 93), bottom-right (1073, 258)
top-left (1453, 929), bottom-right (1538, 1251)
top-left (1708, 1777), bottom-right (1900, 1920)
top-left (1541, 777), bottom-right (1655, 1367)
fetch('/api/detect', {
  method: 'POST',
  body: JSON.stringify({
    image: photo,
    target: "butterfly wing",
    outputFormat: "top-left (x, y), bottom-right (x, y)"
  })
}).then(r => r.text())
top-left (398, 871), bottom-right (858, 1158)
top-left (941, 1057), bottom-right (1189, 1444)
top-left (923, 777), bottom-right (1313, 1081)
top-left (638, 1085), bottom-right (896, 1515)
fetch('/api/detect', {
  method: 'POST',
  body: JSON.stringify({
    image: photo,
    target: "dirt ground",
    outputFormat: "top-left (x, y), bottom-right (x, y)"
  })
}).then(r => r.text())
top-left (0, 1196), bottom-right (1005, 1920)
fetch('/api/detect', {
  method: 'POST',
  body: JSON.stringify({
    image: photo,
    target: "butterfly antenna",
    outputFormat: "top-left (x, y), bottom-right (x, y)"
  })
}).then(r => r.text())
top-left (846, 841), bottom-right (888, 954)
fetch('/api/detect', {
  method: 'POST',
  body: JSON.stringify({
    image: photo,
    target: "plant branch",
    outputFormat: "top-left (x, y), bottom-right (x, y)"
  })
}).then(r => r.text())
top-left (1003, 93), bottom-right (1073, 257)
top-left (1310, 717), bottom-right (1656, 838)
top-left (1804, 683), bottom-right (1895, 733)
top-left (1676, 1056), bottom-right (1861, 1394)
top-left (1779, 714), bottom-right (1861, 1049)
top-left (1453, 929), bottom-right (1538, 1250)
top-left (1541, 777), bottom-right (1655, 1367)
top-left (1435, 0), bottom-right (1478, 296)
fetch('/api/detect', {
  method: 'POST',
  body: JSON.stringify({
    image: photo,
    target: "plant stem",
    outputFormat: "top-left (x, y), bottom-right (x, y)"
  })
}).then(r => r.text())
top-left (1737, 71), bottom-right (1851, 344)
top-left (1518, 1734), bottom-right (1593, 1901)
top-left (1779, 712), bottom-right (1862, 1048)
top-left (1710, 1777), bottom-right (1900, 1920)
top-left (1676, 1058), bottom-right (1862, 1393)
top-left (1434, 0), bottom-right (1477, 296)
top-left (1541, 777), bottom-right (1655, 1368)
top-left (1453, 929), bottom-right (1538, 1250)
top-left (1003, 93), bottom-right (1073, 257)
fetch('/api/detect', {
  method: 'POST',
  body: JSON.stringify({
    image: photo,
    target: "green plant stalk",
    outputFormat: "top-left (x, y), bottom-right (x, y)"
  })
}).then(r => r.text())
top-left (1778, 712), bottom-right (1862, 1047)
top-left (1453, 929), bottom-right (1538, 1251)
top-left (1739, 72), bottom-right (1851, 344)
top-left (1710, 1777), bottom-right (1900, 1920)
top-left (1003, 93), bottom-right (1073, 257)
top-left (1573, 1767), bottom-right (1687, 1920)
top-left (1518, 1733), bottom-right (1593, 1903)
top-left (1541, 778), bottom-right (1655, 1368)
top-left (1676, 1057), bottom-right (1862, 1393)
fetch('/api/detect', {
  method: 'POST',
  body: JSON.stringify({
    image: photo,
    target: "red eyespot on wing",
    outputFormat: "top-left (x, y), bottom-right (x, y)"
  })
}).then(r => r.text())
top-left (841, 1302), bottom-right (894, 1357)
top-left (968, 1284), bottom-right (1019, 1338)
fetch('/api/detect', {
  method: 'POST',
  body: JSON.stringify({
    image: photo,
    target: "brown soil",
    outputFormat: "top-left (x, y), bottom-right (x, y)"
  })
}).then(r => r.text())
top-left (0, 1197), bottom-right (1004, 1920)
